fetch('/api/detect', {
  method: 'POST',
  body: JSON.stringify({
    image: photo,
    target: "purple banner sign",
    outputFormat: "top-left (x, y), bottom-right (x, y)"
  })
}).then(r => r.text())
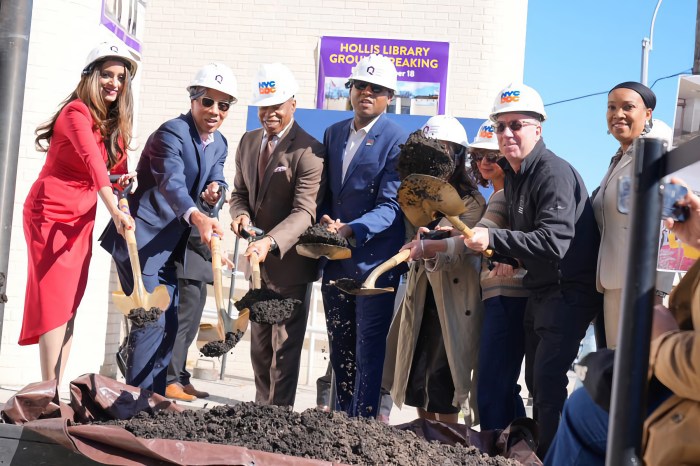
top-left (100, 0), bottom-right (143, 53)
top-left (317, 36), bottom-right (450, 115)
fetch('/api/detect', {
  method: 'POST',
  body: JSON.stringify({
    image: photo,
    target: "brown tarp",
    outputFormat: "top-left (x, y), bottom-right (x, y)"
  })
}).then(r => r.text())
top-left (1, 374), bottom-right (540, 465)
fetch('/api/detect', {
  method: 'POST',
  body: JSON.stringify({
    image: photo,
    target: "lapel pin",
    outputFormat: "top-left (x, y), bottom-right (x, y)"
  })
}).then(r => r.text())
top-left (366, 139), bottom-right (375, 146)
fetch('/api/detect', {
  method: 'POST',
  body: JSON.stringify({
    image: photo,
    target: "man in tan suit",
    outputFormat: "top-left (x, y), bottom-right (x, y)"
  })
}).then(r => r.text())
top-left (229, 63), bottom-right (325, 406)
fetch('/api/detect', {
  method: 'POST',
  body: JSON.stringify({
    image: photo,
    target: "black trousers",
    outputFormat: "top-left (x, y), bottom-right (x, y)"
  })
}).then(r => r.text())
top-left (524, 285), bottom-right (602, 458)
top-left (166, 278), bottom-right (207, 387)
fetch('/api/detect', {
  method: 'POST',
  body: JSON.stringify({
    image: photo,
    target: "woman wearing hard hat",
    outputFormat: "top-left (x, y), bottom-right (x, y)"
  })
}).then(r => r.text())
top-left (383, 115), bottom-right (485, 426)
top-left (19, 42), bottom-right (137, 383)
top-left (593, 82), bottom-right (674, 349)
top-left (468, 120), bottom-right (529, 430)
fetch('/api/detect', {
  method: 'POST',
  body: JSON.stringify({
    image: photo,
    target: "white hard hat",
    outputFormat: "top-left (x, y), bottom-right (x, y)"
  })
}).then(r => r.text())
top-left (470, 120), bottom-right (499, 151)
top-left (188, 63), bottom-right (238, 103)
top-left (251, 63), bottom-right (299, 107)
top-left (489, 83), bottom-right (547, 122)
top-left (83, 42), bottom-right (138, 77)
top-left (347, 54), bottom-right (398, 92)
top-left (642, 118), bottom-right (674, 149)
top-left (421, 115), bottom-right (469, 148)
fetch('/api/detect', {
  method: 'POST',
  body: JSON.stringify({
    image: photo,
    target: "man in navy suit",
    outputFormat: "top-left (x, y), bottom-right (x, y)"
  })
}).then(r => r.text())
top-left (101, 63), bottom-right (237, 395)
top-left (320, 54), bottom-right (408, 418)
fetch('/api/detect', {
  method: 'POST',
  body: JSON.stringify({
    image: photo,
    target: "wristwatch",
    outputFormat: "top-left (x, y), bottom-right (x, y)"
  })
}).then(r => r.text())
top-left (266, 235), bottom-right (278, 251)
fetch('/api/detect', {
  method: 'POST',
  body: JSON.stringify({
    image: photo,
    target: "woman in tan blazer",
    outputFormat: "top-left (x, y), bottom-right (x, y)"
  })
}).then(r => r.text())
top-left (593, 82), bottom-right (673, 348)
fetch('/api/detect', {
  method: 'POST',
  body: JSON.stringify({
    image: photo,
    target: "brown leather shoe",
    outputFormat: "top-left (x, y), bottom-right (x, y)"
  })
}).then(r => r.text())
top-left (183, 383), bottom-right (209, 398)
top-left (165, 383), bottom-right (196, 401)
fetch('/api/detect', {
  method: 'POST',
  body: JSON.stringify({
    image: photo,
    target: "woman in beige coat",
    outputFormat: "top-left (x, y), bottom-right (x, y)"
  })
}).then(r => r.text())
top-left (383, 116), bottom-right (485, 425)
top-left (593, 81), bottom-right (674, 348)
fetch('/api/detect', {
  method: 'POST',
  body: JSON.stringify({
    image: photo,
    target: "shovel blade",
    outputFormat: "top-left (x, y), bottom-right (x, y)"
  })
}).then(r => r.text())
top-left (112, 291), bottom-right (139, 316)
top-left (296, 243), bottom-right (352, 260)
top-left (398, 174), bottom-right (467, 227)
top-left (234, 309), bottom-right (250, 333)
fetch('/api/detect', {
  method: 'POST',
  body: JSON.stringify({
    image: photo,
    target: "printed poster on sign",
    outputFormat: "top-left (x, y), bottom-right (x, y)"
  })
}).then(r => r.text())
top-left (657, 74), bottom-right (700, 272)
top-left (101, 0), bottom-right (145, 52)
top-left (317, 36), bottom-right (450, 115)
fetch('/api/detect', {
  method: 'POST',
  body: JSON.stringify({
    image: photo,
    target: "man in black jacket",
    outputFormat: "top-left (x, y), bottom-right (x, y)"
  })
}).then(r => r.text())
top-left (464, 83), bottom-right (603, 458)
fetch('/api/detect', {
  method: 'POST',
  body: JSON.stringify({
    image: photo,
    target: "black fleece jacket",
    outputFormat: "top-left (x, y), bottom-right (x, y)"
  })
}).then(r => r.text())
top-left (488, 139), bottom-right (601, 291)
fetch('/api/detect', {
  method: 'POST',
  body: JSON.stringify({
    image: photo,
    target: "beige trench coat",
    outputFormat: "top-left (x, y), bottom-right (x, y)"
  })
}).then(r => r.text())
top-left (383, 193), bottom-right (485, 426)
top-left (643, 259), bottom-right (700, 465)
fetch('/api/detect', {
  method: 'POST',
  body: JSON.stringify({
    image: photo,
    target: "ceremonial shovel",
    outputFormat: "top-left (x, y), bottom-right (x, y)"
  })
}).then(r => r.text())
top-left (397, 174), bottom-right (493, 257)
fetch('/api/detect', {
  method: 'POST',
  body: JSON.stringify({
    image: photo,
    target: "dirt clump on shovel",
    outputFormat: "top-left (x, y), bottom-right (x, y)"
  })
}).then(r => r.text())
top-left (397, 129), bottom-right (454, 181)
top-left (99, 403), bottom-right (518, 466)
top-left (199, 330), bottom-right (245, 358)
top-left (332, 278), bottom-right (363, 293)
top-left (298, 223), bottom-right (349, 248)
top-left (235, 289), bottom-right (301, 324)
top-left (127, 307), bottom-right (163, 327)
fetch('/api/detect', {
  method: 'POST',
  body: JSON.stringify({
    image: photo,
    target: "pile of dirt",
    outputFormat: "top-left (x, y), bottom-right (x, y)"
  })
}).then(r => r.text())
top-left (199, 330), bottom-right (245, 358)
top-left (298, 223), bottom-right (349, 248)
top-left (127, 307), bottom-right (163, 327)
top-left (235, 289), bottom-right (301, 324)
top-left (100, 403), bottom-right (518, 466)
top-left (397, 130), bottom-right (454, 181)
top-left (331, 278), bottom-right (363, 293)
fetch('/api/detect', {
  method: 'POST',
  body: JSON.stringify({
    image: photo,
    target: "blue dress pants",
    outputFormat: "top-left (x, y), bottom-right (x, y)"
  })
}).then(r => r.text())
top-left (321, 266), bottom-right (400, 418)
top-left (477, 295), bottom-right (528, 430)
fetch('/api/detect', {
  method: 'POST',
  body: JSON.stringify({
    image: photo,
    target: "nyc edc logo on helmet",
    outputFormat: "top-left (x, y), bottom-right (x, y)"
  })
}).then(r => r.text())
top-left (109, 45), bottom-right (119, 53)
top-left (366, 66), bottom-right (375, 75)
top-left (258, 81), bottom-right (277, 95)
top-left (422, 125), bottom-right (431, 136)
top-left (500, 90), bottom-right (520, 103)
top-left (215, 75), bottom-right (223, 84)
top-left (479, 125), bottom-right (495, 139)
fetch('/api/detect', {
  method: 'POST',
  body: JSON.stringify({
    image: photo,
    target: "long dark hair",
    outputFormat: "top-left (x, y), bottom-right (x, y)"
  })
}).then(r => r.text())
top-left (35, 59), bottom-right (134, 170)
top-left (448, 144), bottom-right (479, 198)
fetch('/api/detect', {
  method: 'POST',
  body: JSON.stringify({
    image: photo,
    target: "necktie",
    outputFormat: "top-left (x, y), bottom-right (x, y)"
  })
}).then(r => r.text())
top-left (258, 134), bottom-right (275, 183)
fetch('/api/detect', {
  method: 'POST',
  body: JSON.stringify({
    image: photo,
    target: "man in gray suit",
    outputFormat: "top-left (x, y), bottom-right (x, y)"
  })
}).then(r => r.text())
top-left (229, 63), bottom-right (325, 407)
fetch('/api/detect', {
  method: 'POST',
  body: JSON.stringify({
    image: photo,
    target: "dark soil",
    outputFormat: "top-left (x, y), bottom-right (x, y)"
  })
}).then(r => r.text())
top-left (100, 403), bottom-right (518, 465)
top-left (199, 330), bottom-right (245, 358)
top-left (235, 289), bottom-right (301, 324)
top-left (397, 130), bottom-right (454, 181)
top-left (331, 278), bottom-right (363, 293)
top-left (298, 224), bottom-right (349, 248)
top-left (127, 307), bottom-right (163, 327)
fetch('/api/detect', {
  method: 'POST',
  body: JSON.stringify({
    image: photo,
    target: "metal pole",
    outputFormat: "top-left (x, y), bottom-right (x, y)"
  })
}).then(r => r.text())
top-left (0, 0), bottom-right (33, 354)
top-left (219, 236), bottom-right (240, 380)
top-left (606, 137), bottom-right (666, 465)
top-left (640, 0), bottom-right (663, 85)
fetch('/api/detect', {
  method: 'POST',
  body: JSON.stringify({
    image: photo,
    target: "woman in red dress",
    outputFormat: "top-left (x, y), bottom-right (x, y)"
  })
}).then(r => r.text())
top-left (20, 42), bottom-right (137, 383)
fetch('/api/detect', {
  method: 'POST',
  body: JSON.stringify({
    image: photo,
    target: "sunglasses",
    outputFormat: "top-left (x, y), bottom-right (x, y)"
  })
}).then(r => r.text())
top-left (200, 96), bottom-right (232, 112)
top-left (346, 80), bottom-right (387, 94)
top-left (495, 120), bottom-right (538, 134)
top-left (471, 152), bottom-right (501, 163)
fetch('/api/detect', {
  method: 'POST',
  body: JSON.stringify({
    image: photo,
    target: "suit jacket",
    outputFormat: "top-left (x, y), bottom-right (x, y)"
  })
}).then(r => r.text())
top-left (321, 114), bottom-right (408, 279)
top-left (100, 111), bottom-right (228, 292)
top-left (592, 145), bottom-right (673, 293)
top-left (229, 121), bottom-right (325, 287)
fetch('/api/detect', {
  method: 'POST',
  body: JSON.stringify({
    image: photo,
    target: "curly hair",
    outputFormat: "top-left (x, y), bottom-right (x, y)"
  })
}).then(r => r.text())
top-left (35, 59), bottom-right (134, 170)
top-left (469, 148), bottom-right (502, 188)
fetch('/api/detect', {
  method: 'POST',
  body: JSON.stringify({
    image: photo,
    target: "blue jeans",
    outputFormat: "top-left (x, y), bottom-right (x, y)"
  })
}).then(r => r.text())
top-left (544, 388), bottom-right (608, 466)
top-left (477, 295), bottom-right (527, 430)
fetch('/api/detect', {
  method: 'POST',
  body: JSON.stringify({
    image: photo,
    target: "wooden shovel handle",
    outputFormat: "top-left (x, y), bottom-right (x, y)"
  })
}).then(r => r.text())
top-left (364, 249), bottom-right (411, 288)
top-left (118, 198), bottom-right (146, 307)
top-left (446, 215), bottom-right (494, 258)
top-left (211, 234), bottom-right (225, 310)
top-left (250, 252), bottom-right (261, 290)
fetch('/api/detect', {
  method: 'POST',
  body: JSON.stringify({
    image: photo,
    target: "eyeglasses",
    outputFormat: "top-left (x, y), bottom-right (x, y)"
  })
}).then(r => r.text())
top-left (471, 152), bottom-right (501, 163)
top-left (346, 80), bottom-right (387, 94)
top-left (200, 96), bottom-right (232, 112)
top-left (495, 120), bottom-right (539, 134)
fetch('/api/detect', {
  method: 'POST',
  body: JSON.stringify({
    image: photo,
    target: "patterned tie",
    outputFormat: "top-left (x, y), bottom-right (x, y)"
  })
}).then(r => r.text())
top-left (258, 134), bottom-right (275, 184)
